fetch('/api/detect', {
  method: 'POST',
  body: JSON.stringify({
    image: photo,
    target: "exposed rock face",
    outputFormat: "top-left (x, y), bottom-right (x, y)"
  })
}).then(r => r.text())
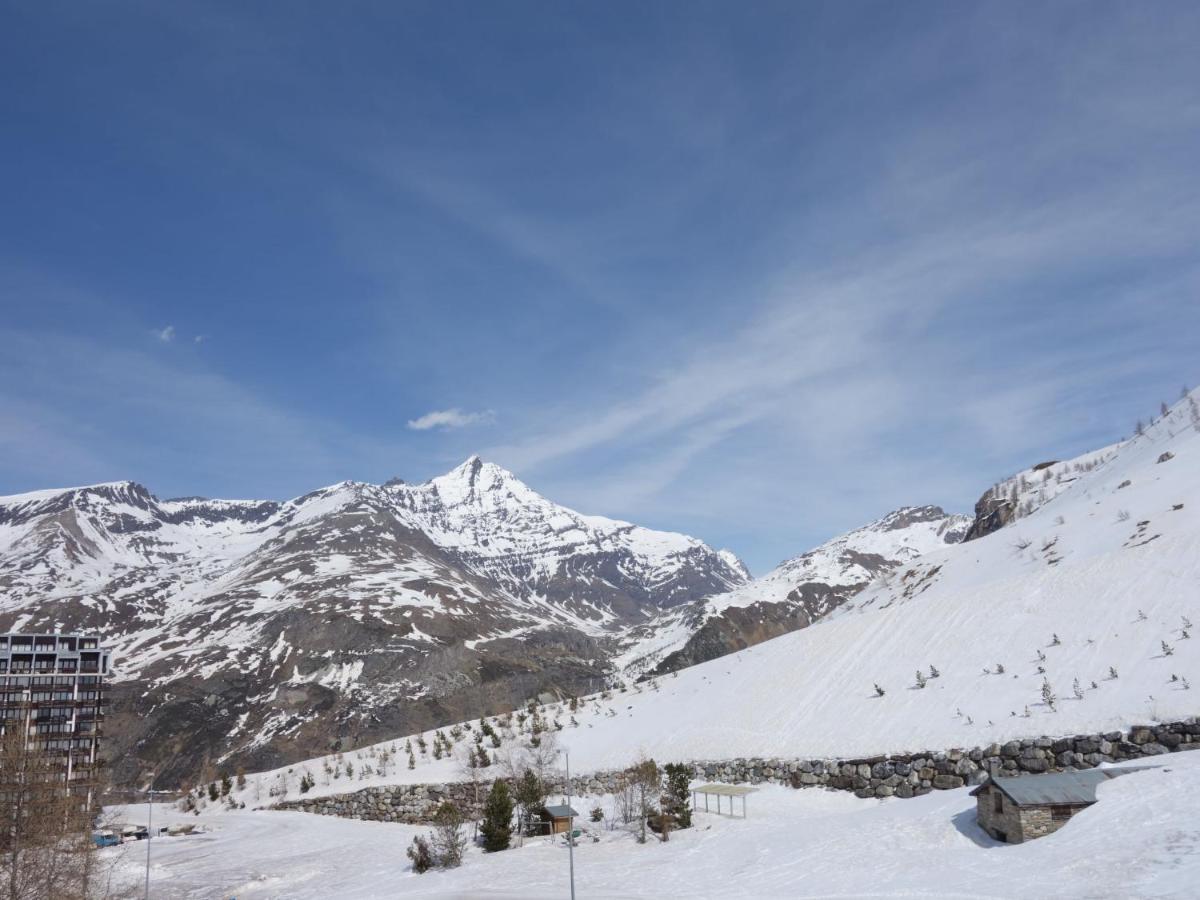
top-left (0, 461), bottom-right (747, 788)
top-left (616, 506), bottom-right (970, 678)
top-left (961, 490), bottom-right (1018, 542)
top-left (962, 447), bottom-right (1121, 542)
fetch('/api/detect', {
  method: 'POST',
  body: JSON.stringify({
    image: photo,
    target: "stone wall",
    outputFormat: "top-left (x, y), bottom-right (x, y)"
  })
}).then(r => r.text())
top-left (688, 719), bottom-right (1199, 800)
top-left (273, 718), bottom-right (1199, 824)
top-left (973, 783), bottom-right (1021, 841)
top-left (1015, 803), bottom-right (1085, 842)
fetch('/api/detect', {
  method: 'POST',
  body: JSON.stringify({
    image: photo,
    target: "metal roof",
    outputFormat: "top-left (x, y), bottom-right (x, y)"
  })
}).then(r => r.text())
top-left (543, 805), bottom-right (578, 818)
top-left (693, 784), bottom-right (759, 797)
top-left (970, 767), bottom-right (1153, 806)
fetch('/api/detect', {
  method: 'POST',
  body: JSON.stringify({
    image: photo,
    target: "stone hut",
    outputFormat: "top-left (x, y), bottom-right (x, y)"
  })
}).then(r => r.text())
top-left (971, 767), bottom-right (1150, 844)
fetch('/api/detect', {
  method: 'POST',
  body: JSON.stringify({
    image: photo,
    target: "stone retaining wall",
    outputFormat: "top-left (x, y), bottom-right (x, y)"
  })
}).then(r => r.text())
top-left (273, 718), bottom-right (1199, 823)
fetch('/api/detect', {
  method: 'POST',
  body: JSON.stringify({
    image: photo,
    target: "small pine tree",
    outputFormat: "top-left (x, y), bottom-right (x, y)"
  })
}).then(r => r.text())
top-left (1161, 640), bottom-right (1174, 656)
top-left (1072, 678), bottom-right (1083, 700)
top-left (929, 665), bottom-right (940, 679)
top-left (417, 735), bottom-right (428, 756)
top-left (207, 782), bottom-right (219, 802)
top-left (1137, 610), bottom-right (1148, 622)
top-left (1042, 679), bottom-right (1057, 711)
top-left (220, 773), bottom-right (232, 797)
top-left (662, 763), bottom-right (693, 830)
top-left (915, 670), bottom-right (927, 689)
top-left (1050, 634), bottom-right (1060, 646)
top-left (1109, 666), bottom-right (1119, 679)
top-left (996, 663), bottom-right (1005, 674)
top-left (1037, 649), bottom-right (1046, 662)
top-left (407, 835), bottom-right (434, 873)
top-left (479, 781), bottom-right (514, 852)
top-left (515, 769), bottom-right (545, 834)
top-left (236, 769), bottom-right (246, 791)
top-left (432, 802), bottom-right (466, 868)
top-left (874, 683), bottom-right (885, 697)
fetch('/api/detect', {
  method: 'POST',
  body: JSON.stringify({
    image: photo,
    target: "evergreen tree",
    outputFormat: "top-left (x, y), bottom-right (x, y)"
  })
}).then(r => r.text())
top-left (480, 780), bottom-right (514, 852)
top-left (432, 802), bottom-right (467, 868)
top-left (662, 763), bottom-right (693, 830)
top-left (514, 769), bottom-right (545, 835)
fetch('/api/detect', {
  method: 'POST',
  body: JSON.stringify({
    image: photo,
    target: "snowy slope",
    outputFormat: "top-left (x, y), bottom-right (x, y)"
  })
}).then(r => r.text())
top-left (111, 756), bottom-right (1200, 899)
top-left (614, 505), bottom-right (969, 677)
top-left (240, 391), bottom-right (1200, 795)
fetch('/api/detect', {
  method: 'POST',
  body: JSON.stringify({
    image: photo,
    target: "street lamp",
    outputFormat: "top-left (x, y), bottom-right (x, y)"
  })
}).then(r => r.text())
top-left (119, 785), bottom-right (175, 899)
top-left (561, 749), bottom-right (575, 900)
top-left (143, 787), bottom-right (175, 899)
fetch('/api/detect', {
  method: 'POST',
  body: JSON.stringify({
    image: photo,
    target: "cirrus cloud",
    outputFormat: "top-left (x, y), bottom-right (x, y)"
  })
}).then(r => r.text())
top-left (406, 408), bottom-right (495, 431)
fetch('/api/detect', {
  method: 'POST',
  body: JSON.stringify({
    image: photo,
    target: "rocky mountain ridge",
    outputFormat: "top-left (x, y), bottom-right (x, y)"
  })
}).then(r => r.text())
top-left (0, 459), bottom-right (749, 786)
top-left (614, 505), bottom-right (971, 678)
top-left (0, 455), bottom-right (979, 788)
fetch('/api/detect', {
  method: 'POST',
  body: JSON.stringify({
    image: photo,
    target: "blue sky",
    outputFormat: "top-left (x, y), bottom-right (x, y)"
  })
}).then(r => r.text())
top-left (2, 1), bottom-right (1198, 573)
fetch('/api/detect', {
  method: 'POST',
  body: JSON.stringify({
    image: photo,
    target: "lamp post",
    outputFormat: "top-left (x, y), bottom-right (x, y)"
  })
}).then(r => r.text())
top-left (136, 786), bottom-right (174, 899)
top-left (561, 749), bottom-right (575, 900)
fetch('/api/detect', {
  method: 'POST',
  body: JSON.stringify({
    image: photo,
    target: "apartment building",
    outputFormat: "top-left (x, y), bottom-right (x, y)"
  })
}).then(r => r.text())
top-left (0, 633), bottom-right (112, 800)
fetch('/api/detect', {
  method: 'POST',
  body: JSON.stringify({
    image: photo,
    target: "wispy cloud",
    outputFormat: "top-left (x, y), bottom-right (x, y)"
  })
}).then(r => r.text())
top-left (154, 325), bottom-right (176, 343)
top-left (407, 408), bottom-right (495, 432)
top-left (0, 324), bottom-right (411, 500)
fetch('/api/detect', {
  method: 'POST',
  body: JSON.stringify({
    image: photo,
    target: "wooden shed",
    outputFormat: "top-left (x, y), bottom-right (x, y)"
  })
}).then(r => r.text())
top-left (542, 804), bottom-right (579, 835)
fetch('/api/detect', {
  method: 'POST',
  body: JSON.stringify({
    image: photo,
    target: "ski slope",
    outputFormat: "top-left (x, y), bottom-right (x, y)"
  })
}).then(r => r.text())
top-left (235, 393), bottom-right (1199, 801)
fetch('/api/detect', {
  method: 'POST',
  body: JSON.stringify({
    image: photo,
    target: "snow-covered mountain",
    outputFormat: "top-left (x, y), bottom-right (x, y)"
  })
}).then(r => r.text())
top-left (0, 458), bottom-right (747, 786)
top-left (615, 505), bottom-right (970, 678)
top-left (240, 389), bottom-right (1200, 795)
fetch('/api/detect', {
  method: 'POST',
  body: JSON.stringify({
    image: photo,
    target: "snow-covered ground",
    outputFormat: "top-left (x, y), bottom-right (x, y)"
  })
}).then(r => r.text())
top-left (105, 755), bottom-right (1200, 898)
top-left (235, 393), bottom-right (1200, 803)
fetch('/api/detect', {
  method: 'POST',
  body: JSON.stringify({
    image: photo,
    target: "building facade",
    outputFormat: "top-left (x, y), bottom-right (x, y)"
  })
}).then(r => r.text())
top-left (971, 768), bottom-right (1148, 843)
top-left (0, 633), bottom-right (112, 802)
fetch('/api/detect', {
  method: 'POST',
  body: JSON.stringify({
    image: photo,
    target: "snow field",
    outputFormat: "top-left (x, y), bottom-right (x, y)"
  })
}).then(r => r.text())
top-left (107, 755), bottom-right (1200, 898)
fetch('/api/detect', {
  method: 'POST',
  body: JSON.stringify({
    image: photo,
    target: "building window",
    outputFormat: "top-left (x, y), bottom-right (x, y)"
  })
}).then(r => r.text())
top-left (1050, 805), bottom-right (1073, 821)
top-left (993, 792), bottom-right (1003, 814)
